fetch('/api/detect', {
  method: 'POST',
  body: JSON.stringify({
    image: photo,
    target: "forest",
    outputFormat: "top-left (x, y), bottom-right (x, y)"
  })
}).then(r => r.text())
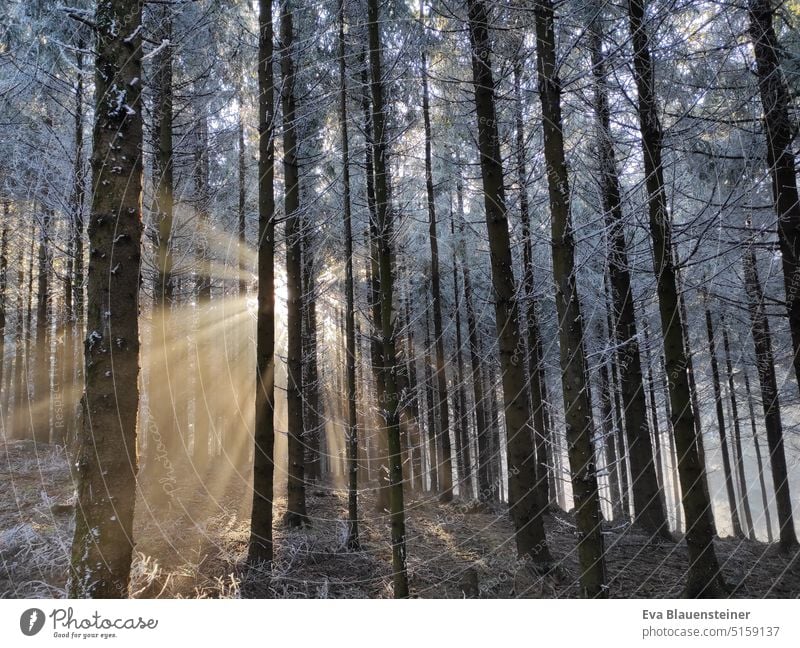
top-left (0, 0), bottom-right (799, 600)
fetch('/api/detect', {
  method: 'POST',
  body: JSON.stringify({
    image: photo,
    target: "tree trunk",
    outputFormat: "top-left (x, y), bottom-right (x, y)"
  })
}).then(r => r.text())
top-left (747, 0), bottom-right (800, 397)
top-left (11, 241), bottom-right (25, 440)
top-left (302, 223), bottom-right (322, 483)
top-left (465, 0), bottom-right (555, 573)
top-left (423, 311), bottom-right (439, 492)
top-left (604, 289), bottom-right (630, 516)
top-left (449, 208), bottom-right (471, 498)
top-left (0, 215), bottom-right (7, 415)
top-left (704, 305), bottom-right (743, 538)
top-left (456, 171), bottom-right (491, 501)
top-left (531, 0), bottom-right (606, 595)
top-left (248, 0), bottom-right (277, 566)
top-left (721, 320), bottom-right (755, 540)
top-left (641, 321), bottom-right (671, 523)
top-left (68, 0), bottom-right (144, 598)
top-left (280, 0), bottom-right (308, 527)
top-left (677, 271), bottom-right (715, 529)
top-left (238, 105), bottom-right (247, 296)
top-left (597, 325), bottom-right (623, 521)
top-left (627, 0), bottom-right (725, 596)
top-left (402, 288), bottom-right (424, 492)
top-left (33, 209), bottom-right (51, 444)
top-left (63, 40), bottom-right (85, 446)
top-left (147, 3), bottom-right (177, 485)
top-left (367, 0), bottom-right (409, 596)
top-left (742, 233), bottom-right (798, 550)
top-left (193, 100), bottom-right (212, 473)
top-left (742, 366), bottom-right (774, 543)
top-left (359, 63), bottom-right (391, 512)
top-left (420, 14), bottom-right (453, 502)
top-left (589, 14), bottom-right (668, 537)
top-left (338, 0), bottom-right (359, 549)
top-left (513, 59), bottom-right (551, 513)
top-left (20, 220), bottom-right (35, 441)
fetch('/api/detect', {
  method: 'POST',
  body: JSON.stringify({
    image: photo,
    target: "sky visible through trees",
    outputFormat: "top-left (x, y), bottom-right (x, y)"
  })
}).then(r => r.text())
top-left (1, 0), bottom-right (800, 600)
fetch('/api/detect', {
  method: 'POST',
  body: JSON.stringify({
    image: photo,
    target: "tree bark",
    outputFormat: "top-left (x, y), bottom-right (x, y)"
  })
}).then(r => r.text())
top-left (456, 170), bottom-right (491, 501)
top-left (513, 59), bottom-right (551, 513)
top-left (146, 3), bottom-right (177, 486)
top-left (721, 319), bottom-right (755, 540)
top-left (69, 0), bottom-right (144, 597)
top-left (465, 0), bottom-right (555, 573)
top-left (193, 99), bottom-right (212, 473)
top-left (742, 366), bottom-right (774, 542)
top-left (248, 0), bottom-right (277, 566)
top-left (704, 305), bottom-right (743, 538)
top-left (589, 14), bottom-right (668, 537)
top-left (747, 0), bottom-right (800, 397)
top-left (359, 63), bottom-right (391, 512)
top-left (423, 307), bottom-right (439, 492)
top-left (367, 0), bottom-right (409, 596)
top-left (742, 233), bottom-right (798, 550)
top-left (627, 0), bottom-right (725, 596)
top-left (280, 0), bottom-right (308, 527)
top-left (449, 208), bottom-right (471, 498)
top-left (33, 209), bottom-right (51, 444)
top-left (420, 12), bottom-right (454, 501)
top-left (531, 0), bottom-right (606, 595)
top-left (338, 0), bottom-right (359, 549)
top-left (0, 215), bottom-right (7, 413)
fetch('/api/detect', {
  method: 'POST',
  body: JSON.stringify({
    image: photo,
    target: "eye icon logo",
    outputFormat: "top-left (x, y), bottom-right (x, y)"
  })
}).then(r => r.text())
top-left (20, 608), bottom-right (45, 636)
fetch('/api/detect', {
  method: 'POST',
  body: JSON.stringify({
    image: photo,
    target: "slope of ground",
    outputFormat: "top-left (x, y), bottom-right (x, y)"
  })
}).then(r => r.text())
top-left (1, 440), bottom-right (798, 598)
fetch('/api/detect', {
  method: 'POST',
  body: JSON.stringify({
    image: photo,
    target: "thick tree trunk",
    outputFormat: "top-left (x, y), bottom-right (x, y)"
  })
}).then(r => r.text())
top-left (248, 0), bottom-right (277, 566)
top-left (531, 0), bottom-right (606, 595)
top-left (338, 0), bottom-right (359, 549)
top-left (367, 0), bottom-right (409, 596)
top-left (627, 0), bottom-right (725, 596)
top-left (747, 0), bottom-right (800, 397)
top-left (465, 0), bottom-right (555, 573)
top-left (742, 236), bottom-right (798, 550)
top-left (704, 305), bottom-right (743, 538)
top-left (280, 1), bottom-right (308, 527)
top-left (589, 15), bottom-right (668, 537)
top-left (68, 0), bottom-right (143, 598)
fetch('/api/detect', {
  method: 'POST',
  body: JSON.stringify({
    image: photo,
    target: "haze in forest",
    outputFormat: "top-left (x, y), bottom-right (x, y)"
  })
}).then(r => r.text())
top-left (1, 0), bottom-right (800, 599)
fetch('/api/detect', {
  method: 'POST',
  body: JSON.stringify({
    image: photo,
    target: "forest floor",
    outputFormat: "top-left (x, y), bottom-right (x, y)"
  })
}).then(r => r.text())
top-left (2, 440), bottom-right (799, 598)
